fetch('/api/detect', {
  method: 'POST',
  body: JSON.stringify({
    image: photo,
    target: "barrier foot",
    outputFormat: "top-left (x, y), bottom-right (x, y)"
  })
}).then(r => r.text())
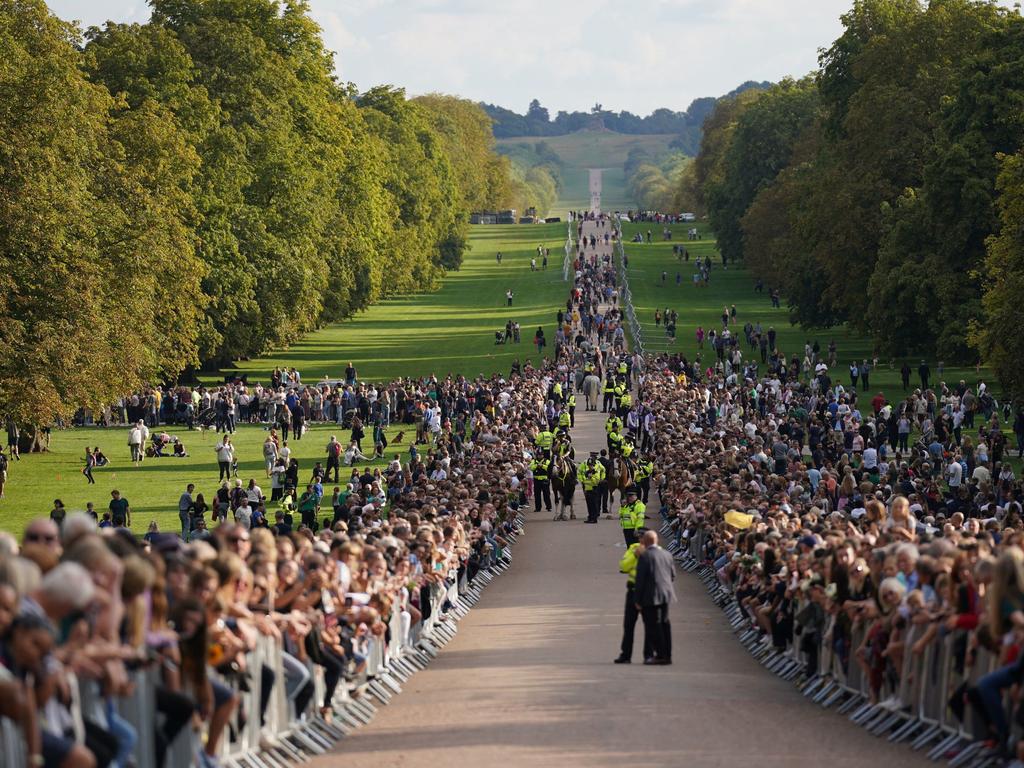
top-left (948, 740), bottom-right (986, 767)
top-left (836, 694), bottom-right (864, 715)
top-left (910, 724), bottom-right (942, 750)
top-left (926, 732), bottom-right (961, 761)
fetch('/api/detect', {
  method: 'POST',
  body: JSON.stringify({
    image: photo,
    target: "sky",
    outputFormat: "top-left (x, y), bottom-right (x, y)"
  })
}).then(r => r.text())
top-left (45, 0), bottom-right (1017, 116)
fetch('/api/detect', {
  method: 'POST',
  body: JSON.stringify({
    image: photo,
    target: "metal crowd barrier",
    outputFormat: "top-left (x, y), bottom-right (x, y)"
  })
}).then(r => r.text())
top-left (661, 512), bottom-right (1008, 767)
top-left (0, 514), bottom-right (525, 767)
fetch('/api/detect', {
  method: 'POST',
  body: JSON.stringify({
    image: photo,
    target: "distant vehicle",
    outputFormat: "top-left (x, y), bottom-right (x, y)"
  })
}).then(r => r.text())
top-left (680, 212), bottom-right (697, 222)
top-left (618, 214), bottom-right (631, 222)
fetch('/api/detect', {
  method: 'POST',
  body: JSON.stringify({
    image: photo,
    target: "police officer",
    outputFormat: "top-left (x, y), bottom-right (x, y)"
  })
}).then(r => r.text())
top-left (567, 392), bottom-right (577, 427)
top-left (534, 426), bottom-right (554, 454)
top-left (618, 389), bottom-right (632, 417)
top-left (577, 452), bottom-right (606, 523)
top-left (614, 533), bottom-right (651, 664)
top-left (605, 413), bottom-right (622, 453)
top-left (613, 380), bottom-right (626, 411)
top-left (630, 450), bottom-right (655, 505)
top-left (608, 429), bottom-right (624, 458)
top-left (602, 376), bottom-right (616, 413)
top-left (530, 454), bottom-right (552, 512)
top-left (635, 453), bottom-right (655, 503)
top-left (619, 487), bottom-right (645, 545)
top-left (598, 449), bottom-right (613, 516)
top-left (557, 407), bottom-right (571, 433)
top-left (617, 359), bottom-right (628, 381)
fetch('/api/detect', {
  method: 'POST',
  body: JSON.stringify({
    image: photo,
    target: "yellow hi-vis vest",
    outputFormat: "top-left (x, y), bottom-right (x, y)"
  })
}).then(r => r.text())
top-left (530, 458), bottom-right (550, 480)
top-left (620, 542), bottom-right (642, 584)
top-left (535, 431), bottom-right (554, 450)
top-left (577, 461), bottom-right (605, 490)
top-left (619, 500), bottom-right (645, 530)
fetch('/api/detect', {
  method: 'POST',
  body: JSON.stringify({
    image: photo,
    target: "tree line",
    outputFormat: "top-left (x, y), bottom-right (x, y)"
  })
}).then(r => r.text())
top-left (0, 0), bottom-right (519, 425)
top-left (688, 0), bottom-right (1024, 402)
top-left (482, 83), bottom-right (770, 153)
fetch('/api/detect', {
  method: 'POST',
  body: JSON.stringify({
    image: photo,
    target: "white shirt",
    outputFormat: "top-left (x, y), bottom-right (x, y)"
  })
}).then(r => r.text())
top-left (862, 447), bottom-right (878, 469)
top-left (234, 505), bottom-right (252, 529)
top-left (216, 442), bottom-right (234, 462)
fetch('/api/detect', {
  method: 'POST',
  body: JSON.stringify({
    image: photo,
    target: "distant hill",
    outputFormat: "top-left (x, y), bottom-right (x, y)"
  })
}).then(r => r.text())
top-left (495, 131), bottom-right (680, 212)
top-left (481, 81), bottom-right (771, 155)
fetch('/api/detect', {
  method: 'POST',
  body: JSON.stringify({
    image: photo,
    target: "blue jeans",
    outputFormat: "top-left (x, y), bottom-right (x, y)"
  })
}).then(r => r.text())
top-left (976, 662), bottom-right (1019, 744)
top-left (106, 698), bottom-right (137, 768)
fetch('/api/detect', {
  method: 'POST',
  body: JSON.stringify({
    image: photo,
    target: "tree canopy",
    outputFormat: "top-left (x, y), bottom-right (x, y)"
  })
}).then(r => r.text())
top-left (0, 0), bottom-right (517, 423)
top-left (685, 0), bottom-right (1024, 399)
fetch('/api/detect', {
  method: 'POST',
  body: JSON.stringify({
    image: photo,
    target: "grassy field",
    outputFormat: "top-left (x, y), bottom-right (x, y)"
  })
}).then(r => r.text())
top-left (496, 130), bottom-right (677, 212)
top-left (2, 223), bottom-right (572, 536)
top-left (222, 223), bottom-right (570, 383)
top-left (620, 221), bottom-right (989, 400)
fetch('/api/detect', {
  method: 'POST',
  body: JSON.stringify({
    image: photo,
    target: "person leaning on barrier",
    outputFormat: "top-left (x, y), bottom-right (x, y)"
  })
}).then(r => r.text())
top-left (614, 534), bottom-right (650, 664)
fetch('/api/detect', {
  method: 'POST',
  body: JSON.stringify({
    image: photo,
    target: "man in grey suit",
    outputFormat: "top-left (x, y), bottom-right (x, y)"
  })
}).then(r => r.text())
top-left (634, 530), bottom-right (675, 665)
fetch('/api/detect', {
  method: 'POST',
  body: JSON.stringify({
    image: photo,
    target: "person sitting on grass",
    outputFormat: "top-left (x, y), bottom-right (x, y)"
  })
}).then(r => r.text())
top-left (344, 440), bottom-right (370, 466)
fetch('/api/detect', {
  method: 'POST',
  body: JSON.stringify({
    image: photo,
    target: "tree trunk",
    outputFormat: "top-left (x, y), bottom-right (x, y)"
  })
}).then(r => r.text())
top-left (18, 426), bottom-right (50, 453)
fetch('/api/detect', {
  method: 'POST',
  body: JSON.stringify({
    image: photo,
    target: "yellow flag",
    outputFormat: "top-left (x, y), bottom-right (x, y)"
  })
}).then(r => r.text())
top-left (724, 510), bottom-right (753, 530)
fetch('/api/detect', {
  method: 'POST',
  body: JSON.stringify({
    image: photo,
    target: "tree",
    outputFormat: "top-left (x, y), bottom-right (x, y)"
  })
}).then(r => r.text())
top-left (0, 0), bottom-right (204, 427)
top-left (704, 77), bottom-right (818, 265)
top-left (974, 151), bottom-right (1024, 402)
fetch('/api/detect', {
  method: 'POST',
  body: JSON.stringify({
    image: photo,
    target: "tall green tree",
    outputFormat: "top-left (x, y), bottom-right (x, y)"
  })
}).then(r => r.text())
top-left (974, 151), bottom-right (1024, 402)
top-left (705, 77), bottom-right (818, 265)
top-left (0, 0), bottom-right (205, 425)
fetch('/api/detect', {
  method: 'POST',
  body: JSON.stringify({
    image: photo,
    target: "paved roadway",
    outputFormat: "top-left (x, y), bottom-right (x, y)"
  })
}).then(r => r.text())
top-left (311, 220), bottom-right (930, 767)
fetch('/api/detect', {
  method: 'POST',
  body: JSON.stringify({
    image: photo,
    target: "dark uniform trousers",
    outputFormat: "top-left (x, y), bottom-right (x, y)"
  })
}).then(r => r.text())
top-left (533, 479), bottom-right (551, 512)
top-left (584, 489), bottom-right (600, 522)
top-left (622, 585), bottom-right (651, 661)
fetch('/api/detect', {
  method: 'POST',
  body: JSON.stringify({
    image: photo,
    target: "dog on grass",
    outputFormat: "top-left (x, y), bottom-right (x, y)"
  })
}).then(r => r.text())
top-left (392, 431), bottom-right (405, 445)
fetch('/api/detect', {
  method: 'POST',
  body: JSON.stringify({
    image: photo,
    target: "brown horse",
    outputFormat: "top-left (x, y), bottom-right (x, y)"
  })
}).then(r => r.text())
top-left (550, 454), bottom-right (578, 521)
top-left (607, 455), bottom-right (635, 506)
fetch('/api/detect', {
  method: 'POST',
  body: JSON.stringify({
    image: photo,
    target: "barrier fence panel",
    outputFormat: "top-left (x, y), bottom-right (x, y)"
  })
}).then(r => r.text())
top-left (671, 537), bottom-right (1009, 766)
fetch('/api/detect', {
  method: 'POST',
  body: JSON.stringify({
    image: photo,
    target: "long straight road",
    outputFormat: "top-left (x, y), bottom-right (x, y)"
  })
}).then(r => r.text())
top-left (310, 217), bottom-right (931, 767)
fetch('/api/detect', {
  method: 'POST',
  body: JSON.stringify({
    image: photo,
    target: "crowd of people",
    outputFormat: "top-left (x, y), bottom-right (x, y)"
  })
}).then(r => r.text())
top-left (0, 211), bottom-right (656, 768)
top-left (638, 342), bottom-right (1024, 760)
top-left (0, 354), bottom-right (605, 768)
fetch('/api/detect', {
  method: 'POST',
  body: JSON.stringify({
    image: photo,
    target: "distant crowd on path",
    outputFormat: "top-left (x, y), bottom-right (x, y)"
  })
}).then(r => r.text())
top-left (628, 341), bottom-right (1024, 758)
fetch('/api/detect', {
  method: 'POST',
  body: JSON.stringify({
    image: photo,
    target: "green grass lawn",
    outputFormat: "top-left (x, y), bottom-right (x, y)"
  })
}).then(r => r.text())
top-left (620, 221), bottom-right (990, 401)
top-left (496, 130), bottom-right (677, 212)
top-left (219, 223), bottom-right (571, 384)
top-left (2, 423), bottom-right (414, 537)
top-left (1, 223), bottom-right (573, 536)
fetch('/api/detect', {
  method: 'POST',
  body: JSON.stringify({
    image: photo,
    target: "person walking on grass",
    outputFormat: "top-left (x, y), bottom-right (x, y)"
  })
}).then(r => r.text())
top-left (83, 447), bottom-right (96, 485)
top-left (215, 435), bottom-right (235, 481)
top-left (506, 288), bottom-right (514, 306)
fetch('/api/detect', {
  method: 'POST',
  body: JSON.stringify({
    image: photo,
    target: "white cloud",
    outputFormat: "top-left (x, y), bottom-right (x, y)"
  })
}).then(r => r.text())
top-left (44, 0), bottom-right (1020, 115)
